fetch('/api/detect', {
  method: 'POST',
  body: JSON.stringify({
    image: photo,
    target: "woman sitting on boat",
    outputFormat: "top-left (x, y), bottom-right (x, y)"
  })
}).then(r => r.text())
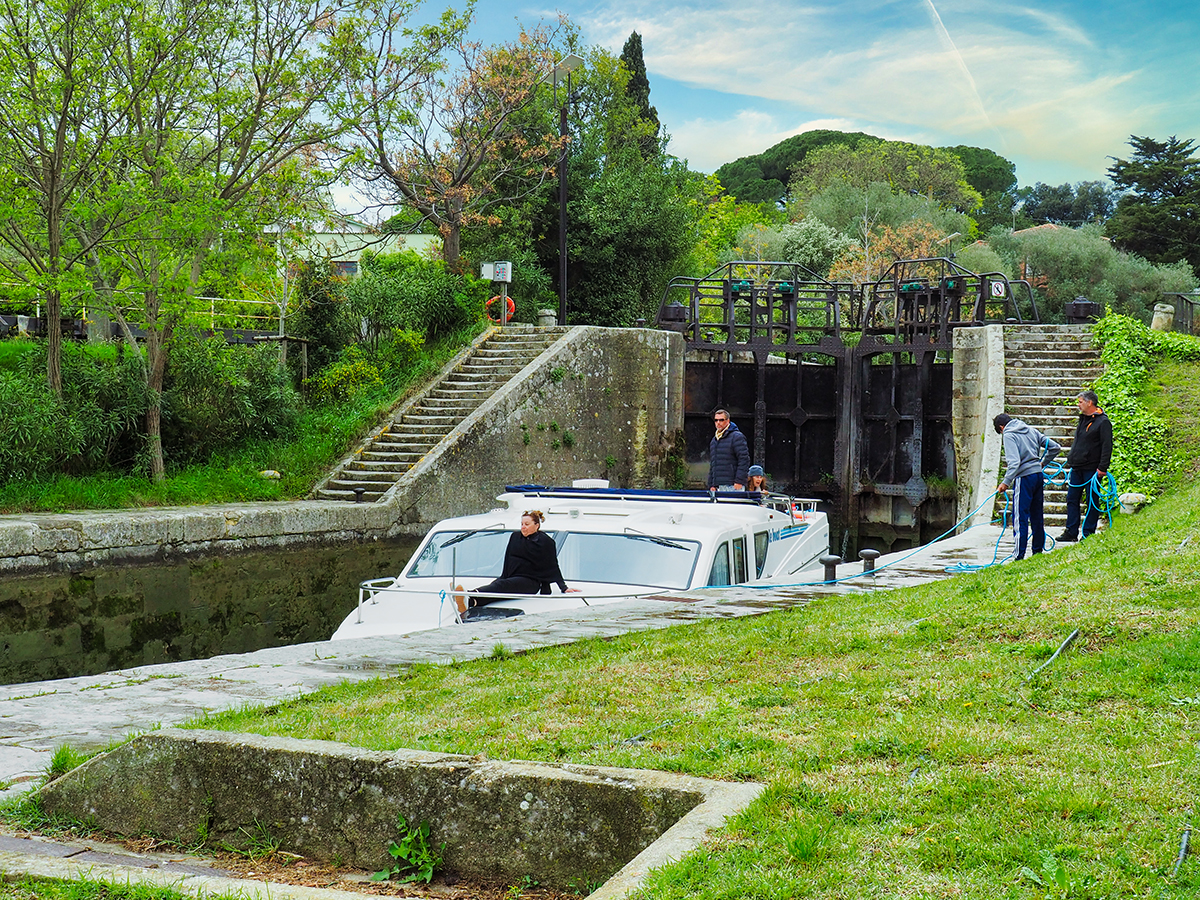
top-left (455, 510), bottom-right (579, 617)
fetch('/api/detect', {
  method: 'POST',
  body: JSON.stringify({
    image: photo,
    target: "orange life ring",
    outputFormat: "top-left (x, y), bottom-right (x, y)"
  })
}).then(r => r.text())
top-left (486, 295), bottom-right (515, 322)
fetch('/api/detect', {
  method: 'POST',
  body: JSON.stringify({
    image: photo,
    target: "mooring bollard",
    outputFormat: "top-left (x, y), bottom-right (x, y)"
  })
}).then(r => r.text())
top-left (859, 548), bottom-right (881, 574)
top-left (820, 554), bottom-right (841, 583)
top-left (353, 487), bottom-right (366, 503)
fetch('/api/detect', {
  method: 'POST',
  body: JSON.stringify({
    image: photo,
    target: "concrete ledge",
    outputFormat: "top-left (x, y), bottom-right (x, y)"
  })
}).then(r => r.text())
top-left (40, 729), bottom-right (759, 894)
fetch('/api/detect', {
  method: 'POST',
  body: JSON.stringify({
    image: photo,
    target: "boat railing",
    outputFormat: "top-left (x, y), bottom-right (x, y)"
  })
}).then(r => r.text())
top-left (355, 579), bottom-right (663, 624)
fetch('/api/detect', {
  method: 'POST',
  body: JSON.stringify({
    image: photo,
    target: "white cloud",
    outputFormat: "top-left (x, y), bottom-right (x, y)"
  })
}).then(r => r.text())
top-left (572, 1), bottom-right (1157, 180)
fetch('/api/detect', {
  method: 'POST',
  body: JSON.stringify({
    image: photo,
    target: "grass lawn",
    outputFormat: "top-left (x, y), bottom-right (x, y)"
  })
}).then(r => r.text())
top-left (182, 359), bottom-right (1200, 898)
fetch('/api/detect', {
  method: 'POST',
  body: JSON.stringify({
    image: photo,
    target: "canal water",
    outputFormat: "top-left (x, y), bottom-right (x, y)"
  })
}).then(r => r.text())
top-left (0, 537), bottom-right (418, 685)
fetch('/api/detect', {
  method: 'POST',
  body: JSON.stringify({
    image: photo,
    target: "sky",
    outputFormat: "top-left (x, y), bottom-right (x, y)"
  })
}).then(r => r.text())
top-left (470, 0), bottom-right (1200, 188)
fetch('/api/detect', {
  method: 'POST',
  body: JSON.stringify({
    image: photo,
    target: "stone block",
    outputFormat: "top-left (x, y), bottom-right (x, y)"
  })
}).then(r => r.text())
top-left (41, 729), bottom-right (721, 891)
top-left (182, 511), bottom-right (228, 543)
top-left (30, 519), bottom-right (83, 553)
top-left (0, 522), bottom-right (36, 557)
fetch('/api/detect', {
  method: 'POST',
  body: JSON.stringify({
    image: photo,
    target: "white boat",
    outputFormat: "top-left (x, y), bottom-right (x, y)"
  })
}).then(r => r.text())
top-left (331, 482), bottom-right (830, 640)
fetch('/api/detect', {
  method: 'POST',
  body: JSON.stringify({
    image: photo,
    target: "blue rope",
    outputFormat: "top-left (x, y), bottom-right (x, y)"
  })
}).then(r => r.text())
top-left (745, 490), bottom-right (1005, 589)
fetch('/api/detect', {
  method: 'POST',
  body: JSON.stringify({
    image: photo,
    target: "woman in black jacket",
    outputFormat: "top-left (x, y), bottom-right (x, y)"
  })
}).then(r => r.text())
top-left (455, 510), bottom-right (578, 616)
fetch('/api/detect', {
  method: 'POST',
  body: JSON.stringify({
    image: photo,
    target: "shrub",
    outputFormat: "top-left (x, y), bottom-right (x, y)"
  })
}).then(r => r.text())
top-left (346, 251), bottom-right (487, 341)
top-left (161, 332), bottom-right (302, 464)
top-left (290, 257), bottom-right (353, 372)
top-left (305, 344), bottom-right (384, 405)
top-left (985, 224), bottom-right (1198, 322)
top-left (0, 341), bottom-right (147, 480)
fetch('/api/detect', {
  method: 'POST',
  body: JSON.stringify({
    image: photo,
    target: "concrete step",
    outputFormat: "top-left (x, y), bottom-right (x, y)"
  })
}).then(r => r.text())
top-left (426, 388), bottom-right (492, 401)
top-left (1007, 375), bottom-right (1102, 388)
top-left (348, 458), bottom-right (418, 472)
top-left (316, 487), bottom-right (388, 502)
top-left (1004, 340), bottom-right (1097, 353)
top-left (1006, 384), bottom-right (1089, 398)
top-left (373, 431), bottom-right (435, 445)
top-left (456, 362), bottom-right (527, 375)
top-left (397, 414), bottom-right (459, 427)
top-left (328, 470), bottom-right (398, 483)
top-left (357, 451), bottom-right (424, 465)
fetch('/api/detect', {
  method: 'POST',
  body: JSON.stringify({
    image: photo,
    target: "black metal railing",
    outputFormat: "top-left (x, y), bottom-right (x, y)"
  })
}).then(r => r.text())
top-left (659, 257), bottom-right (1039, 351)
top-left (657, 261), bottom-right (857, 352)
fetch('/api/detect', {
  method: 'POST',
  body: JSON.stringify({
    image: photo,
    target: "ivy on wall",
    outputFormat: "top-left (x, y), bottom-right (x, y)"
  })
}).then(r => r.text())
top-left (1093, 313), bottom-right (1200, 495)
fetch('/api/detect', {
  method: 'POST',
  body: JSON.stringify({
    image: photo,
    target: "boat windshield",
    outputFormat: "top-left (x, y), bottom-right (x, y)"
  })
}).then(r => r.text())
top-left (406, 529), bottom-right (700, 590)
top-left (407, 529), bottom-right (511, 578)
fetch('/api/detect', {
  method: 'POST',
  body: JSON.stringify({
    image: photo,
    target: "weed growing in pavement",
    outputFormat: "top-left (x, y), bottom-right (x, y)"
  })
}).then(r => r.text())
top-left (370, 815), bottom-right (443, 884)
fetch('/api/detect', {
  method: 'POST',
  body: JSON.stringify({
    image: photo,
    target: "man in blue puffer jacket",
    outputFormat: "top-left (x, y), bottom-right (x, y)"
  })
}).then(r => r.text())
top-left (707, 409), bottom-right (750, 490)
top-left (994, 412), bottom-right (1061, 561)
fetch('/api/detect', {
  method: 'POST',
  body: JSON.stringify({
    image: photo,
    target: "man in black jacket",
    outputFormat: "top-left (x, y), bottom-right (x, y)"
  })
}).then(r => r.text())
top-left (707, 409), bottom-right (749, 490)
top-left (1058, 390), bottom-right (1113, 541)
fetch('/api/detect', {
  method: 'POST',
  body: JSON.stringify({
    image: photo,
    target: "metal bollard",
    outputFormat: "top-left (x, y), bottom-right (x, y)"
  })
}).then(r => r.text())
top-left (353, 487), bottom-right (366, 503)
top-left (819, 554), bottom-right (842, 583)
top-left (859, 548), bottom-right (881, 574)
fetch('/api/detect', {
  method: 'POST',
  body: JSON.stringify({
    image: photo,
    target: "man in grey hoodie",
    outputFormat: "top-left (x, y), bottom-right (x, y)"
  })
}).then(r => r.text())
top-left (994, 413), bottom-right (1061, 561)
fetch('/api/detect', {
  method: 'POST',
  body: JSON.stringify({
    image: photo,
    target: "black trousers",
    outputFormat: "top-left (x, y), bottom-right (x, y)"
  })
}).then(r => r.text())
top-left (1063, 467), bottom-right (1100, 538)
top-left (470, 575), bottom-right (541, 608)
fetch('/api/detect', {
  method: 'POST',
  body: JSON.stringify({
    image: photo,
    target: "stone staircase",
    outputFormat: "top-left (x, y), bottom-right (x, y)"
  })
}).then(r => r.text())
top-left (315, 326), bottom-right (569, 502)
top-left (996, 324), bottom-right (1103, 529)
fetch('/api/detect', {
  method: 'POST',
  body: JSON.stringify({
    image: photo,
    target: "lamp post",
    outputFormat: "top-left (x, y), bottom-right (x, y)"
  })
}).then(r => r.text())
top-left (547, 54), bottom-right (583, 326)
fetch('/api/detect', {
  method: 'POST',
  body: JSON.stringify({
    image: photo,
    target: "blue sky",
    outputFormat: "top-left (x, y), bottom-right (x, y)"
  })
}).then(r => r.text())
top-left (471, 0), bottom-right (1200, 187)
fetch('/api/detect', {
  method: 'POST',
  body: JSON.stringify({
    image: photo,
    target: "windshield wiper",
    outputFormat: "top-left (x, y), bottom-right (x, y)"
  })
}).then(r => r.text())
top-left (441, 525), bottom-right (508, 548)
top-left (622, 527), bottom-right (688, 550)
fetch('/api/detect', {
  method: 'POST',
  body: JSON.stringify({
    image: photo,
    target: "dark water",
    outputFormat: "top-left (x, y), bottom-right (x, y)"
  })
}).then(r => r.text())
top-left (0, 537), bottom-right (419, 685)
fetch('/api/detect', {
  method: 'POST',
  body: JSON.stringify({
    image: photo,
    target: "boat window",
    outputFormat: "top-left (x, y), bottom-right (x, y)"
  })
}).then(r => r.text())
top-left (406, 529), bottom-right (513, 578)
top-left (754, 531), bottom-right (769, 577)
top-left (707, 542), bottom-right (730, 586)
top-left (732, 537), bottom-right (747, 584)
top-left (555, 532), bottom-right (700, 590)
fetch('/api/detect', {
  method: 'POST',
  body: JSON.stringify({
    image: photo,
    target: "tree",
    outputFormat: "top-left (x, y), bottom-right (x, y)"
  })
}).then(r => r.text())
top-left (352, 19), bottom-right (567, 267)
top-left (985, 223), bottom-right (1197, 322)
top-left (801, 181), bottom-right (972, 243)
top-left (713, 129), bottom-right (875, 205)
top-left (688, 174), bottom-right (784, 274)
top-left (945, 145), bottom-right (1019, 232)
top-left (789, 140), bottom-right (983, 214)
top-left (0, 0), bottom-right (179, 397)
top-left (618, 32), bottom-right (659, 156)
top-left (551, 46), bottom-right (699, 325)
top-left (465, 41), bottom-right (701, 327)
top-left (77, 0), bottom-right (425, 480)
top-left (829, 219), bottom-right (948, 285)
top-left (1019, 181), bottom-right (1116, 225)
top-left (1107, 135), bottom-right (1200, 274)
top-left (765, 220), bottom-right (856, 279)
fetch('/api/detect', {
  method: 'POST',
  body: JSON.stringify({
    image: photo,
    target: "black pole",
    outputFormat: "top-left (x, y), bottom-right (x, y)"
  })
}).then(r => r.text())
top-left (557, 75), bottom-right (569, 326)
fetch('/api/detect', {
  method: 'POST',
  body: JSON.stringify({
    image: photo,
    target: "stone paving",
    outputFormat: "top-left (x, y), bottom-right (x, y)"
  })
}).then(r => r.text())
top-left (0, 522), bottom-right (1017, 793)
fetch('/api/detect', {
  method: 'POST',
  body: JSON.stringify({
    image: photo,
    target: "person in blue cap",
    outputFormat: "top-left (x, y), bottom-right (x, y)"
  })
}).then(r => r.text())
top-left (746, 465), bottom-right (768, 493)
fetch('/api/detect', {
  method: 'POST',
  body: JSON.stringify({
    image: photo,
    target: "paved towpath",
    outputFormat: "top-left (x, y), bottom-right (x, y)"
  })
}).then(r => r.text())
top-left (0, 522), bottom-right (1018, 794)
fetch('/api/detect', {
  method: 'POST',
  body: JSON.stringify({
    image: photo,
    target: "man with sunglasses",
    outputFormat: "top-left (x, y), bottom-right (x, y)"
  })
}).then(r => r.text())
top-left (707, 409), bottom-right (749, 491)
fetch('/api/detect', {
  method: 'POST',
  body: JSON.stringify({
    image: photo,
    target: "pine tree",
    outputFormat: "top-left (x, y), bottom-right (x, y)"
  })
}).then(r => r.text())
top-left (619, 32), bottom-right (660, 155)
